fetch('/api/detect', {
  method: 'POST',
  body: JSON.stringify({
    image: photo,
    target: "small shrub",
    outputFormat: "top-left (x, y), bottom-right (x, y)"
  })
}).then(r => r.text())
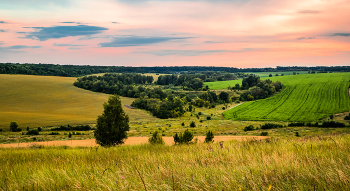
top-left (222, 107), bottom-right (226, 110)
top-left (260, 123), bottom-right (283, 130)
top-left (244, 125), bottom-right (255, 131)
top-left (321, 121), bottom-right (345, 128)
top-left (288, 122), bottom-right (305, 127)
top-left (0, 129), bottom-right (2, 132)
top-left (148, 131), bottom-right (165, 145)
top-left (68, 132), bottom-right (72, 138)
top-left (26, 127), bottom-right (29, 131)
top-left (295, 132), bottom-right (301, 137)
top-left (260, 132), bottom-right (268, 136)
top-left (207, 116), bottom-right (211, 120)
top-left (32, 137), bottom-right (37, 141)
top-left (344, 114), bottom-right (350, 120)
top-left (48, 132), bottom-right (60, 135)
top-left (26, 129), bottom-right (39, 135)
top-left (181, 122), bottom-right (185, 126)
top-left (173, 129), bottom-right (194, 144)
top-left (205, 130), bottom-right (214, 143)
top-left (37, 127), bottom-right (42, 131)
top-left (198, 112), bottom-right (202, 115)
top-left (329, 115), bottom-right (334, 120)
top-left (200, 120), bottom-right (203, 123)
top-left (190, 121), bottom-right (196, 128)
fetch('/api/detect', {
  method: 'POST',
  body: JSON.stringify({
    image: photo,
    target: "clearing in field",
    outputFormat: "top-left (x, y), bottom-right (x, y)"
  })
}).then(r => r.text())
top-left (224, 73), bottom-right (350, 122)
top-left (0, 74), bottom-right (156, 129)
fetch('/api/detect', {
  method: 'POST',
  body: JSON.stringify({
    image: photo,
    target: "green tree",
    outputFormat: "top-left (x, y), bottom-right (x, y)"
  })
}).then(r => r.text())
top-left (94, 95), bottom-right (130, 146)
top-left (148, 131), bottom-right (165, 145)
top-left (205, 130), bottom-right (214, 143)
top-left (10, 122), bottom-right (18, 132)
top-left (190, 121), bottom-right (196, 128)
top-left (182, 129), bottom-right (194, 144)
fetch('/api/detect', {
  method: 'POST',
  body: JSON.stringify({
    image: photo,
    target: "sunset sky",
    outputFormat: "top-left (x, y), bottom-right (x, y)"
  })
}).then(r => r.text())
top-left (0, 0), bottom-right (350, 68)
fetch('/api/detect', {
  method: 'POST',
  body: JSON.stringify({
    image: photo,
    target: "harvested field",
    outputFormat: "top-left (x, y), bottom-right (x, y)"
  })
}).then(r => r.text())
top-left (0, 136), bottom-right (267, 148)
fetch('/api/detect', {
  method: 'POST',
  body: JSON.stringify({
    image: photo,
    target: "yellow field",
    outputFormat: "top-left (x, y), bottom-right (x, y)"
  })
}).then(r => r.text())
top-left (0, 74), bottom-right (156, 129)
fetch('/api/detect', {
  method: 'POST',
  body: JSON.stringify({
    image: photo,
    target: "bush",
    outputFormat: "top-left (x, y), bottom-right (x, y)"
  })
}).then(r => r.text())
top-left (200, 120), bottom-right (203, 123)
top-left (148, 131), bottom-right (165, 145)
top-left (260, 132), bottom-right (268, 136)
top-left (288, 122), bottom-right (305, 127)
top-left (10, 122), bottom-right (20, 132)
top-left (181, 122), bottom-right (185, 126)
top-left (37, 127), bottom-right (42, 131)
top-left (244, 125), bottom-right (255, 131)
top-left (204, 130), bottom-right (214, 143)
top-left (198, 112), bottom-right (202, 115)
top-left (295, 132), bottom-right (301, 137)
top-left (222, 107), bottom-right (226, 110)
top-left (344, 114), bottom-right (350, 120)
top-left (320, 121), bottom-right (345, 128)
top-left (190, 121), bottom-right (196, 128)
top-left (173, 129), bottom-right (194, 144)
top-left (260, 123), bottom-right (283, 130)
top-left (68, 132), bottom-right (72, 138)
top-left (48, 132), bottom-right (60, 135)
top-left (207, 116), bottom-right (211, 120)
top-left (0, 129), bottom-right (2, 132)
top-left (26, 129), bottom-right (39, 135)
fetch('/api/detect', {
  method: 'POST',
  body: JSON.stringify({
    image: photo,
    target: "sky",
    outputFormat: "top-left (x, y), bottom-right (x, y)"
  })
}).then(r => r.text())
top-left (0, 0), bottom-right (350, 68)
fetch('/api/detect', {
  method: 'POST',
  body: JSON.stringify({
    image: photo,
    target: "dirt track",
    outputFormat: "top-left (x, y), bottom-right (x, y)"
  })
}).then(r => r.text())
top-left (0, 136), bottom-right (267, 148)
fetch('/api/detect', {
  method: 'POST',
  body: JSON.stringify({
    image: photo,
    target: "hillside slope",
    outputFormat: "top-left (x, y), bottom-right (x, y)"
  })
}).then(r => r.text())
top-left (224, 73), bottom-right (350, 121)
top-left (0, 74), bottom-right (156, 129)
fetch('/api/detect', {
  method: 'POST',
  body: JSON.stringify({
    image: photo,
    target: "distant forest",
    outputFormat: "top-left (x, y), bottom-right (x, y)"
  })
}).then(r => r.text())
top-left (1, 63), bottom-right (350, 77)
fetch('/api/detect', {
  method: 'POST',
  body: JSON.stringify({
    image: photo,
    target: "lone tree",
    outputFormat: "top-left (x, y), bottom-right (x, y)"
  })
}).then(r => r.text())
top-left (10, 122), bottom-right (19, 132)
top-left (94, 95), bottom-right (130, 147)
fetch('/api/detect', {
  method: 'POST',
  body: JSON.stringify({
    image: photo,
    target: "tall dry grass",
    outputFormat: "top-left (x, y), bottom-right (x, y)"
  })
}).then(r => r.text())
top-left (1, 135), bottom-right (349, 190)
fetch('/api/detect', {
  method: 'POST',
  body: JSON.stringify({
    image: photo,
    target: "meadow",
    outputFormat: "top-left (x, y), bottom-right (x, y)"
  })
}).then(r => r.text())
top-left (0, 74), bottom-right (156, 129)
top-left (224, 73), bottom-right (350, 122)
top-left (1, 135), bottom-right (349, 190)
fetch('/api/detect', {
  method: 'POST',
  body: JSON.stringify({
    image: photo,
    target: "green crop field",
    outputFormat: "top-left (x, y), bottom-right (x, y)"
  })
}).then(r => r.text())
top-left (0, 74), bottom-right (156, 129)
top-left (204, 71), bottom-right (309, 90)
top-left (224, 73), bottom-right (350, 122)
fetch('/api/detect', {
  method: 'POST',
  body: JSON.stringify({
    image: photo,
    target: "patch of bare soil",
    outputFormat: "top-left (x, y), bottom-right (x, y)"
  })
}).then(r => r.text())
top-left (0, 136), bottom-right (268, 148)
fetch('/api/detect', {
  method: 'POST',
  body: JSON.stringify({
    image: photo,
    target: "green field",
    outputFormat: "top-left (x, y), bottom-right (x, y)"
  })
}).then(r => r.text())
top-left (1, 135), bottom-right (349, 190)
top-left (0, 74), bottom-right (156, 129)
top-left (204, 71), bottom-right (309, 90)
top-left (224, 73), bottom-right (350, 122)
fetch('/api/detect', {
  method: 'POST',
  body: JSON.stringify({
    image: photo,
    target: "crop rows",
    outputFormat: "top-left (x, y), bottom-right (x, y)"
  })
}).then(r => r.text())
top-left (224, 73), bottom-right (350, 122)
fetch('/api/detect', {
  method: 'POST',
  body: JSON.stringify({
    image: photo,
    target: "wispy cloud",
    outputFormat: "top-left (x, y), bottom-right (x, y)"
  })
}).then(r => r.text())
top-left (53, 43), bottom-right (86, 47)
top-left (134, 48), bottom-right (266, 56)
top-left (99, 35), bottom-right (193, 47)
top-left (0, 29), bottom-right (6, 32)
top-left (112, 22), bottom-right (119, 24)
top-left (297, 37), bottom-right (315, 40)
top-left (22, 25), bottom-right (108, 41)
top-left (7, 45), bottom-right (42, 49)
top-left (0, 45), bottom-right (42, 53)
top-left (297, 10), bottom-right (321, 14)
top-left (0, 21), bottom-right (6, 23)
top-left (204, 41), bottom-right (224, 44)
top-left (331, 33), bottom-right (350, 37)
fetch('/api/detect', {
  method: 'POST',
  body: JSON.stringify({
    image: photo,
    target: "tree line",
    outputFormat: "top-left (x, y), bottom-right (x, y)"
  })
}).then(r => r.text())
top-left (2, 63), bottom-right (349, 77)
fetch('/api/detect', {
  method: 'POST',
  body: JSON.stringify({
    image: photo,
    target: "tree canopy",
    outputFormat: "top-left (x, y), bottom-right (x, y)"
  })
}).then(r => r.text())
top-left (94, 95), bottom-right (130, 146)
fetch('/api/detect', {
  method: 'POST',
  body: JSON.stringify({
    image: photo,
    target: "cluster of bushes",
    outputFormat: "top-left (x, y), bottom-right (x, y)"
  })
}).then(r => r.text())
top-left (131, 96), bottom-right (185, 119)
top-left (288, 121), bottom-right (345, 128)
top-left (26, 129), bottom-right (39, 135)
top-left (238, 75), bottom-right (283, 101)
top-left (156, 72), bottom-right (237, 90)
top-left (51, 125), bottom-right (92, 131)
top-left (261, 123), bottom-right (284, 129)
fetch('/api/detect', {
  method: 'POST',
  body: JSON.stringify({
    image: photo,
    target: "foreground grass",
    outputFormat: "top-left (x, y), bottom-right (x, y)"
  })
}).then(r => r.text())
top-left (1, 135), bottom-right (350, 190)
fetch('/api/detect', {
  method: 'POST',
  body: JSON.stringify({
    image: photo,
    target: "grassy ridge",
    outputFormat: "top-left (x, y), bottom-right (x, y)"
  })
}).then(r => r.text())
top-left (0, 74), bottom-right (156, 129)
top-left (0, 135), bottom-right (349, 190)
top-left (224, 73), bottom-right (350, 121)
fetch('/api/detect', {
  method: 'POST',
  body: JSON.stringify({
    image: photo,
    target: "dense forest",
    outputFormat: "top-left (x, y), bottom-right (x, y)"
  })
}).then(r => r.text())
top-left (1, 63), bottom-right (350, 77)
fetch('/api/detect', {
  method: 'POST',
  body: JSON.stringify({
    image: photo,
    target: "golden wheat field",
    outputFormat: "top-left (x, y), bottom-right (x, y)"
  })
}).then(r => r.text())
top-left (0, 74), bottom-right (156, 129)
